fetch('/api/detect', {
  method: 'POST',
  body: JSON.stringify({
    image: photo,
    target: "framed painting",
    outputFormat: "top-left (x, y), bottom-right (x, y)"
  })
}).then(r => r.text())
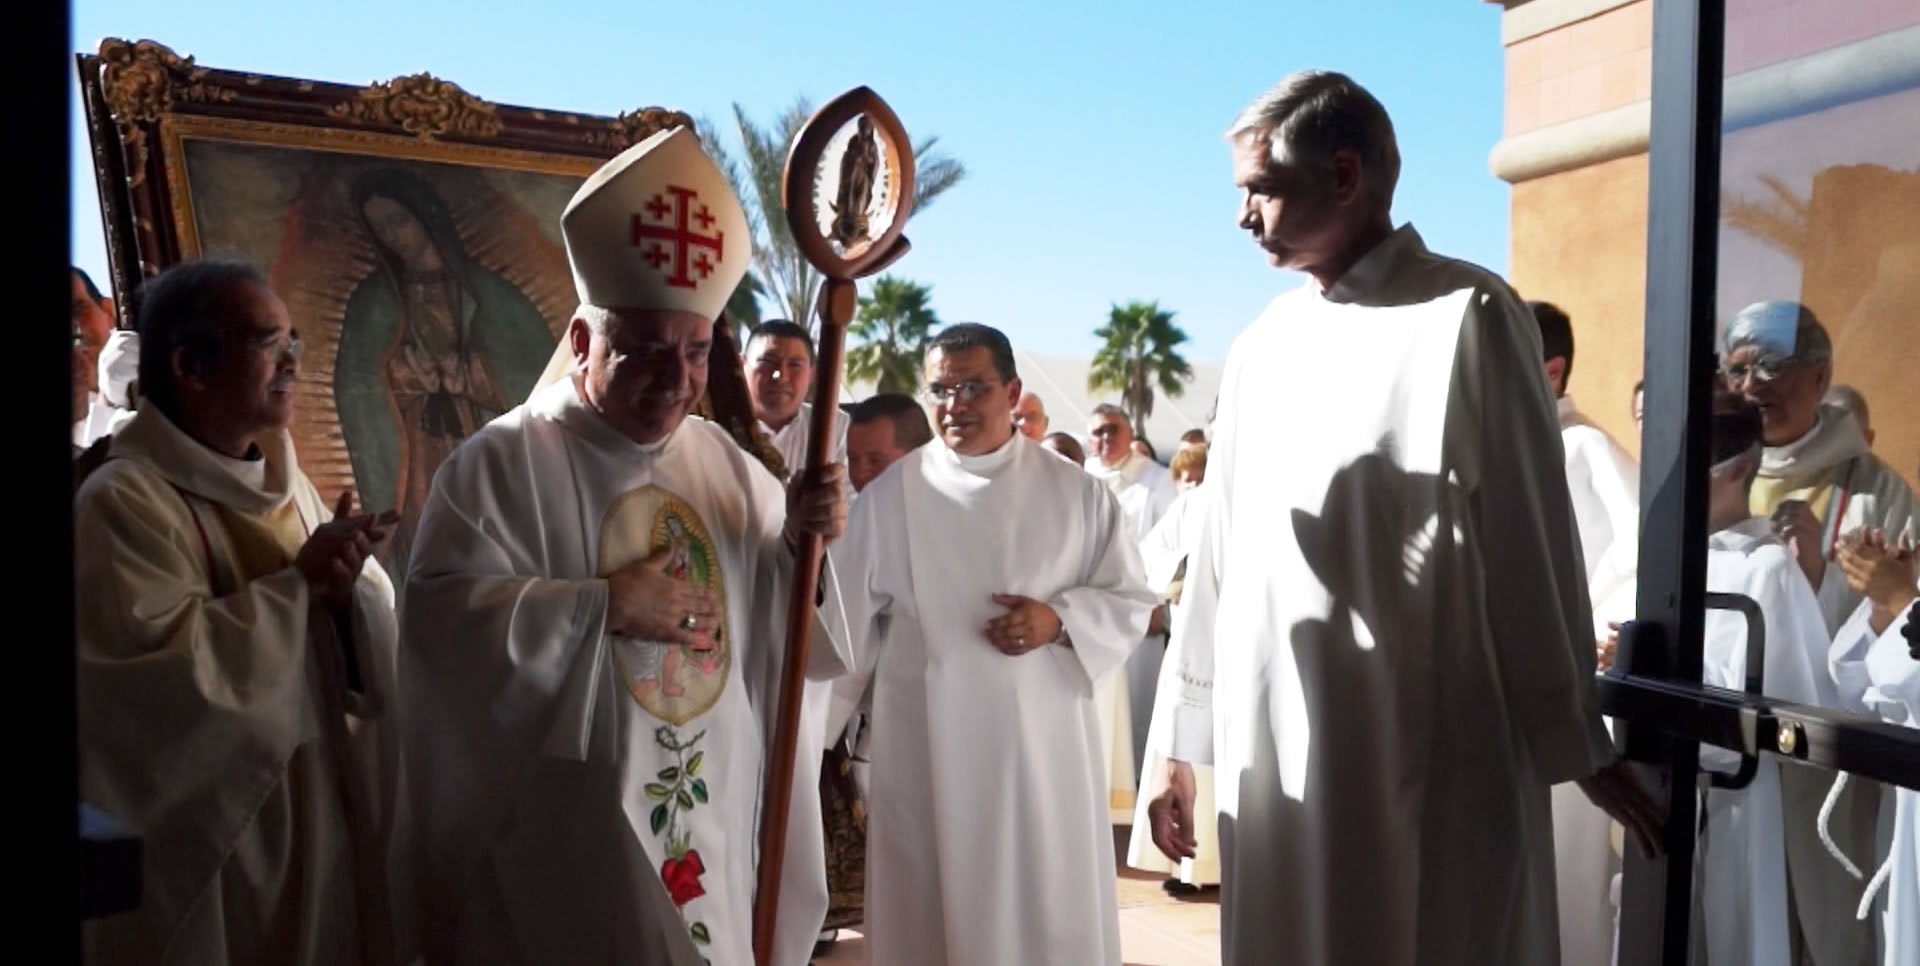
top-left (78, 38), bottom-right (781, 578)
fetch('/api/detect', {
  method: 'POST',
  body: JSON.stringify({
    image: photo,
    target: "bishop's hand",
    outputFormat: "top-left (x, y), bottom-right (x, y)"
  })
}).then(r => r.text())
top-left (606, 547), bottom-right (719, 645)
top-left (1577, 758), bottom-right (1666, 859)
top-left (985, 594), bottom-right (1062, 655)
top-left (1147, 759), bottom-right (1199, 862)
top-left (784, 463), bottom-right (849, 548)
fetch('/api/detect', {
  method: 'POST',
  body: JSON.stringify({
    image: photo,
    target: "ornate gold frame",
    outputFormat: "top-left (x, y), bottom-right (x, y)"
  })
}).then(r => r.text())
top-left (78, 37), bottom-right (782, 511)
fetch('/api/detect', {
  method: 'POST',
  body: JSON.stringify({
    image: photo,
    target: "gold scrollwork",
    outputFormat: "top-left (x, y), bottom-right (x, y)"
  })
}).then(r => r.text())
top-left (96, 38), bottom-right (238, 185)
top-left (328, 73), bottom-right (503, 140)
top-left (588, 107), bottom-right (698, 152)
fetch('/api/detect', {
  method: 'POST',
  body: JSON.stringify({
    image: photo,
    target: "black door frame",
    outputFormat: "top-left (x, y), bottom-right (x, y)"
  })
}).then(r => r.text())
top-left (1608, 1), bottom-right (1919, 963)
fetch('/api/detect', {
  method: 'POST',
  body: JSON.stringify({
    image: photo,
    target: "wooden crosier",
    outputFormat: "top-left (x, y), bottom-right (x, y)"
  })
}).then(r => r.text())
top-left (752, 87), bottom-right (914, 966)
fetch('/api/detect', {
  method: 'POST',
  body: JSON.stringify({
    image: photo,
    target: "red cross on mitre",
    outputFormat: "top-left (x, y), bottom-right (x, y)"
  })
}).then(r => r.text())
top-left (630, 185), bottom-right (725, 289)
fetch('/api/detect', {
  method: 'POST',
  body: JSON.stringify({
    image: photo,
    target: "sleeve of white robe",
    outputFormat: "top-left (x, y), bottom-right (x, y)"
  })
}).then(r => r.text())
top-left (822, 487), bottom-right (897, 740)
top-left (1573, 431), bottom-right (1642, 611)
top-left (1047, 483), bottom-right (1158, 694)
top-left (399, 437), bottom-right (616, 936)
top-left (75, 464), bottom-right (321, 932)
top-left (1454, 288), bottom-right (1615, 785)
top-left (1830, 592), bottom-right (1920, 725)
top-left (1161, 338), bottom-right (1247, 768)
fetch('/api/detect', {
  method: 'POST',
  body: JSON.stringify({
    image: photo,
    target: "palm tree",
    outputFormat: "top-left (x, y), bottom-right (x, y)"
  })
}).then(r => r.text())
top-left (1087, 300), bottom-right (1194, 432)
top-left (726, 97), bottom-right (968, 329)
top-left (847, 276), bottom-right (940, 394)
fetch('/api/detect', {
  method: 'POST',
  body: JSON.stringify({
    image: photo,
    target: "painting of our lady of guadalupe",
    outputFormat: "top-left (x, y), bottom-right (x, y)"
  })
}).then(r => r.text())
top-left (170, 133), bottom-right (586, 579)
top-left (332, 167), bottom-right (558, 570)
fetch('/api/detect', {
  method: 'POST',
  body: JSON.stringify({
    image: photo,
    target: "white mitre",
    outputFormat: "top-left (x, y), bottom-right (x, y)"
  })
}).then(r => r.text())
top-left (562, 125), bottom-right (749, 315)
top-left (533, 126), bottom-right (750, 393)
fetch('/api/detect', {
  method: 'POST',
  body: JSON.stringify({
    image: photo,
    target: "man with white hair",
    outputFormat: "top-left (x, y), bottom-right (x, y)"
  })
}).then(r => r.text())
top-left (1728, 302), bottom-right (1914, 633)
top-left (1145, 70), bottom-right (1663, 966)
top-left (1721, 301), bottom-right (1912, 966)
top-left (400, 127), bottom-right (851, 966)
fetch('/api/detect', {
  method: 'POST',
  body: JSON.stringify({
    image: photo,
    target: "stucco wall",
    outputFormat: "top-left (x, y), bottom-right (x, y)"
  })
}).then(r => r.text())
top-left (1497, 0), bottom-right (1919, 486)
top-left (1509, 153), bottom-right (1648, 458)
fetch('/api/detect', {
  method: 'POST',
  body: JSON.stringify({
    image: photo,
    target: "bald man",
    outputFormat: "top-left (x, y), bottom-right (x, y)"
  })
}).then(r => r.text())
top-left (1013, 391), bottom-right (1050, 441)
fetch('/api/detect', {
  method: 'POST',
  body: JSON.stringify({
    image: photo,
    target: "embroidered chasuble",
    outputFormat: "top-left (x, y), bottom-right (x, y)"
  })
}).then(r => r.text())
top-left (400, 381), bottom-right (850, 966)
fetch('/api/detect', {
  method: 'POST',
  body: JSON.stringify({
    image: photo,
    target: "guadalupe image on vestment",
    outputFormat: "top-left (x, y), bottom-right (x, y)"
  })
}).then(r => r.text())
top-left (172, 135), bottom-right (584, 579)
top-left (600, 485), bottom-right (735, 726)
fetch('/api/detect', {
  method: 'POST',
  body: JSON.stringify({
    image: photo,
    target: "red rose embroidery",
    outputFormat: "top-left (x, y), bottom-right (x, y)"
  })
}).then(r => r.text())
top-left (662, 849), bottom-right (707, 907)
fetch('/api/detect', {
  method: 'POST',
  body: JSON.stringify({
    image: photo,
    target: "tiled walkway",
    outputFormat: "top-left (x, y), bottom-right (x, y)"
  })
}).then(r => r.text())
top-left (816, 828), bottom-right (1221, 965)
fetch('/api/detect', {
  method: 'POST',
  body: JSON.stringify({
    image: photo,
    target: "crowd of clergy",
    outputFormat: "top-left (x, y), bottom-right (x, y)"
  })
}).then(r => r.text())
top-left (69, 68), bottom-right (1916, 966)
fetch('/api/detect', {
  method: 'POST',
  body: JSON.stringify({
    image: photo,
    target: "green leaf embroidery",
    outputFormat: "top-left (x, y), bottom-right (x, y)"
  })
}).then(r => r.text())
top-left (677, 788), bottom-right (695, 810)
top-left (687, 751), bottom-right (704, 777)
top-left (690, 922), bottom-right (711, 945)
top-left (644, 783), bottom-right (671, 801)
top-left (658, 766), bottom-right (681, 783)
top-left (649, 803), bottom-right (668, 836)
top-left (691, 779), bottom-right (709, 803)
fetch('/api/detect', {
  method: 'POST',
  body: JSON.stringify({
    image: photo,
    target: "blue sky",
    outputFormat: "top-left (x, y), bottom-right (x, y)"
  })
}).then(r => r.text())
top-left (70, 0), bottom-right (1511, 363)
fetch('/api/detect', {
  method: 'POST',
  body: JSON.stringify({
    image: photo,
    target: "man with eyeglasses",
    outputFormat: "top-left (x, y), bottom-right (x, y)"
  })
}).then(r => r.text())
top-left (75, 258), bottom-right (408, 966)
top-left (1724, 301), bottom-right (1915, 633)
top-left (1721, 300), bottom-right (1913, 966)
top-left (832, 322), bottom-right (1158, 966)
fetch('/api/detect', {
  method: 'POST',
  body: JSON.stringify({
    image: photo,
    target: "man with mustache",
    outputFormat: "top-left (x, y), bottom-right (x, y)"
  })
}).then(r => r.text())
top-left (831, 322), bottom-right (1158, 965)
top-left (1145, 70), bottom-right (1663, 966)
top-left (75, 258), bottom-right (406, 965)
top-left (400, 127), bottom-right (851, 966)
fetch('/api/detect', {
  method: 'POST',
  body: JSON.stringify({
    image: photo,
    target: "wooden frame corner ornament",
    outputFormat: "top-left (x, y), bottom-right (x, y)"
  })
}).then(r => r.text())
top-left (75, 37), bottom-right (779, 548)
top-left (752, 87), bottom-right (916, 966)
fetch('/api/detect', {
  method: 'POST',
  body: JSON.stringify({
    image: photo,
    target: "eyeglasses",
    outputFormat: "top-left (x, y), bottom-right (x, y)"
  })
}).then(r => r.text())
top-left (922, 380), bottom-right (997, 404)
top-left (1088, 424), bottom-right (1123, 437)
top-left (247, 331), bottom-right (305, 362)
top-left (1721, 356), bottom-right (1795, 386)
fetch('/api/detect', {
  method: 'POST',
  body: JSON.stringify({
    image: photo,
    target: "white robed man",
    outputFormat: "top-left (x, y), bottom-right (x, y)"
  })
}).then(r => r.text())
top-left (76, 259), bottom-right (408, 965)
top-left (1723, 301), bottom-right (1912, 966)
top-left (1145, 71), bottom-right (1665, 966)
top-left (1592, 392), bottom-right (1837, 966)
top-left (1127, 475), bottom-right (1223, 892)
top-left (399, 126), bottom-right (852, 966)
top-left (749, 319), bottom-right (851, 501)
top-left (1085, 402), bottom-right (1178, 822)
top-left (1531, 299), bottom-right (1642, 966)
top-left (833, 323), bottom-right (1159, 965)
top-left (1829, 523), bottom-right (1919, 966)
